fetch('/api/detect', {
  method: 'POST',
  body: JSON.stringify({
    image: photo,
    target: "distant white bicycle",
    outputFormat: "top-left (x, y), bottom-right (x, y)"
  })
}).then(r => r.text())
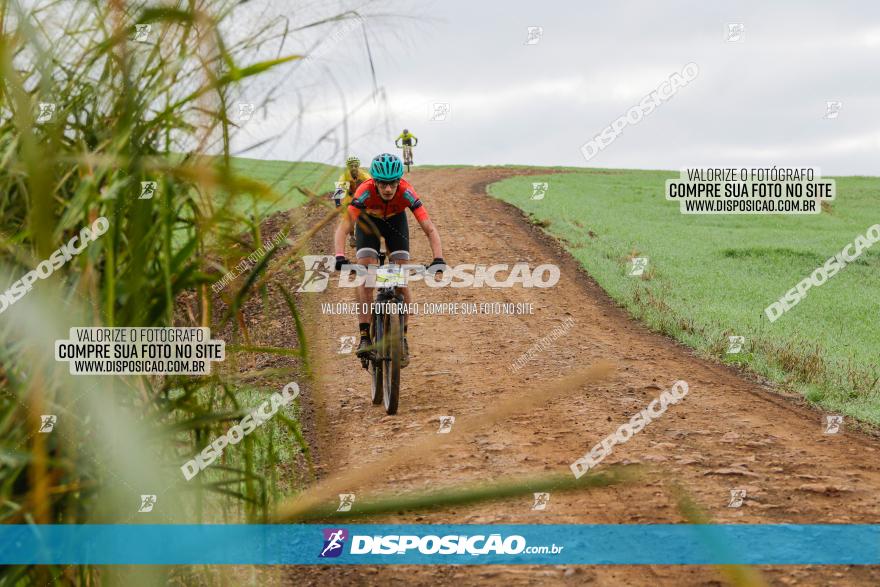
top-left (399, 144), bottom-right (414, 173)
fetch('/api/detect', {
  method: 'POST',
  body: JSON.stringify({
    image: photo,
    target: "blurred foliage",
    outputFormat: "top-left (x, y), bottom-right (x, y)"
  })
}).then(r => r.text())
top-left (0, 0), bottom-right (350, 583)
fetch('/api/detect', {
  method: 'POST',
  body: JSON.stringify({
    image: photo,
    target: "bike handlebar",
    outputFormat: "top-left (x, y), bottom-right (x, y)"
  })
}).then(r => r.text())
top-left (334, 262), bottom-right (444, 273)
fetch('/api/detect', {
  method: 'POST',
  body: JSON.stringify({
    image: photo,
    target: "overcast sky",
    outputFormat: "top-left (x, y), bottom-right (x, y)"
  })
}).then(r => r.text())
top-left (227, 1), bottom-right (880, 176)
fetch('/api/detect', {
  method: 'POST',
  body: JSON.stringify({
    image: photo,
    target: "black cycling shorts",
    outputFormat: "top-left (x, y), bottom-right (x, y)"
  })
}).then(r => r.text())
top-left (355, 212), bottom-right (410, 261)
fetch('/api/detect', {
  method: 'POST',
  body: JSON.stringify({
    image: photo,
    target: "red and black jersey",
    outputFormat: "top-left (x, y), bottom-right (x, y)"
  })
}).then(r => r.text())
top-left (348, 178), bottom-right (429, 222)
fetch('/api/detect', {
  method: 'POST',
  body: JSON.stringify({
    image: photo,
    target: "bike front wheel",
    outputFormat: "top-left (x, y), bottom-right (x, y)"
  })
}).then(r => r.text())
top-left (382, 312), bottom-right (402, 414)
top-left (370, 315), bottom-right (383, 405)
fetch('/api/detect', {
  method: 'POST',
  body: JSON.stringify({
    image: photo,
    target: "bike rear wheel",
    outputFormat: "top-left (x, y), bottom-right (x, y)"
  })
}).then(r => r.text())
top-left (382, 312), bottom-right (402, 415)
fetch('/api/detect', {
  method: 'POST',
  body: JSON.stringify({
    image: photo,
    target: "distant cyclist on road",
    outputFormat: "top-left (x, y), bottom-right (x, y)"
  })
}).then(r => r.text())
top-left (333, 153), bottom-right (445, 365)
top-left (395, 129), bottom-right (418, 171)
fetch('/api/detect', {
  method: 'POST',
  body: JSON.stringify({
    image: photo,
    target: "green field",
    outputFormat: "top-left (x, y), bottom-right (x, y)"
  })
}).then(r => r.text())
top-left (488, 169), bottom-right (880, 425)
top-left (228, 157), bottom-right (337, 217)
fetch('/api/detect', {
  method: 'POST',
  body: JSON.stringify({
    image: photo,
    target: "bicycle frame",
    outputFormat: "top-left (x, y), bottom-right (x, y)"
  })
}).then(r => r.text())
top-left (399, 144), bottom-right (414, 172)
top-left (364, 262), bottom-right (407, 414)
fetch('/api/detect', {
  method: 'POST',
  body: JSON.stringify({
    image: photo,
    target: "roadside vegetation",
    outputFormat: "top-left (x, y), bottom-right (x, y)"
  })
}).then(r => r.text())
top-left (0, 1), bottom-right (338, 583)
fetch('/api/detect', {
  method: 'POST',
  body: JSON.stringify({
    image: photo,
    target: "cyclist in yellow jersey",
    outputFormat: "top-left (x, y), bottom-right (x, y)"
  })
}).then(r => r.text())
top-left (394, 129), bottom-right (418, 148)
top-left (333, 156), bottom-right (371, 247)
top-left (334, 156), bottom-right (372, 208)
top-left (395, 129), bottom-right (417, 171)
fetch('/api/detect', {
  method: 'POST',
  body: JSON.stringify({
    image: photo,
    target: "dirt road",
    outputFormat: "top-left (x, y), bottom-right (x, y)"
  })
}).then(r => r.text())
top-left (282, 167), bottom-right (880, 586)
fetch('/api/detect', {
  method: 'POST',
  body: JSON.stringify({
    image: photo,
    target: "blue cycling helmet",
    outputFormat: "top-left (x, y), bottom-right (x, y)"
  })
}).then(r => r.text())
top-left (370, 153), bottom-right (403, 181)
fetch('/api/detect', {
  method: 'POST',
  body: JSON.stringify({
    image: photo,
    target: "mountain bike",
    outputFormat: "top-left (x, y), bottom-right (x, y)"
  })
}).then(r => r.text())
top-left (360, 256), bottom-right (408, 415)
top-left (399, 144), bottom-right (414, 173)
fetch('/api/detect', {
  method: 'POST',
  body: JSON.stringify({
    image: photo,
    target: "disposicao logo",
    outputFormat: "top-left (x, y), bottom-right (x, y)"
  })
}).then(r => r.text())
top-left (317, 530), bottom-right (562, 558)
top-left (319, 528), bottom-right (348, 558)
top-left (297, 255), bottom-right (334, 293)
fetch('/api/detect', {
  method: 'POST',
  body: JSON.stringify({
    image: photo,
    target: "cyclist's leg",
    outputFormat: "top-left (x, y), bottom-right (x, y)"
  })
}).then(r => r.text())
top-left (382, 213), bottom-right (412, 365)
top-left (354, 217), bottom-right (381, 355)
top-left (342, 194), bottom-right (353, 228)
top-left (382, 212), bottom-right (411, 307)
top-left (342, 195), bottom-right (357, 245)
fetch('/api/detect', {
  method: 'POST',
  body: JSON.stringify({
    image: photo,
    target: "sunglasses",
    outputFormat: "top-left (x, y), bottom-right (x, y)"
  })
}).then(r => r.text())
top-left (376, 180), bottom-right (399, 189)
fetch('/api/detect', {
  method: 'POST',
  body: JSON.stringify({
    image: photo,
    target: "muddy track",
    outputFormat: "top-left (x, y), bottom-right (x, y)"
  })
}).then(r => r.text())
top-left (281, 167), bottom-right (880, 586)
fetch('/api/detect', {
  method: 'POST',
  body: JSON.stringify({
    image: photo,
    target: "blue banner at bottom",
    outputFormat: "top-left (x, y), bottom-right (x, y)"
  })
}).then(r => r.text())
top-left (2, 524), bottom-right (879, 565)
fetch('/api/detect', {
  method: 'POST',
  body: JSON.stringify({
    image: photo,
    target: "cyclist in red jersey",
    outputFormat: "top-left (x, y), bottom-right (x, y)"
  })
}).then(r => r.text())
top-left (333, 153), bottom-right (445, 364)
